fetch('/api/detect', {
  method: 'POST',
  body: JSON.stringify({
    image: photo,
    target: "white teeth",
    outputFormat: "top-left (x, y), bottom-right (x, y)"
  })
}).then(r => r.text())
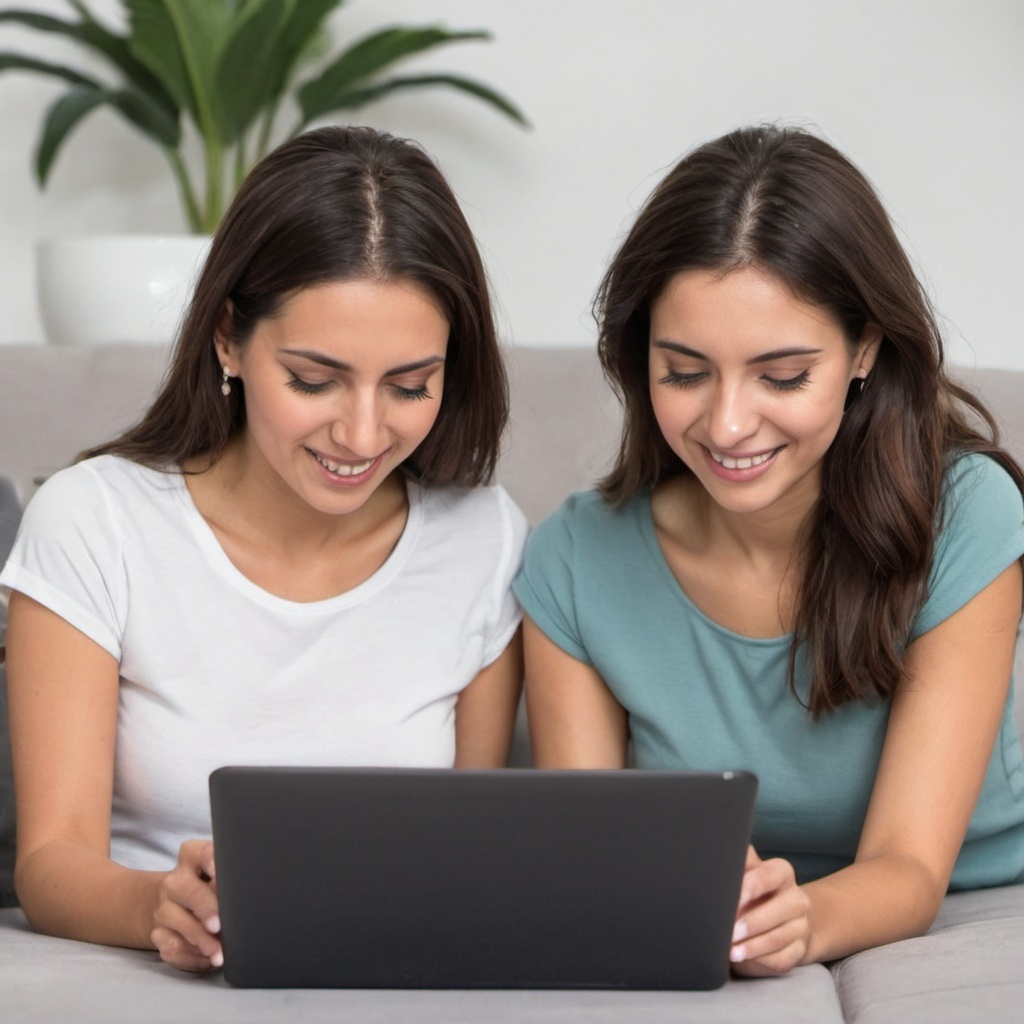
top-left (312, 451), bottom-right (374, 476)
top-left (710, 448), bottom-right (778, 470)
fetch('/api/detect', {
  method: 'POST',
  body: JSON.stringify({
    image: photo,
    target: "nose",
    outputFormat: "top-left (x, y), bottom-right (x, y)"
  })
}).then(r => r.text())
top-left (706, 379), bottom-right (759, 450)
top-left (329, 389), bottom-right (385, 457)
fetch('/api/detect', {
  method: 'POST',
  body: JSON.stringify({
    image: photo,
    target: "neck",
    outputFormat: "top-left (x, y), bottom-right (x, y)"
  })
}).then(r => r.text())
top-left (691, 473), bottom-right (819, 570)
top-left (188, 435), bottom-right (407, 557)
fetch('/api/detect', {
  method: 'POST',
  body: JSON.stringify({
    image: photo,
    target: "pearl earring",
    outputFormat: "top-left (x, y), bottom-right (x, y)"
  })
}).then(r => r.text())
top-left (221, 369), bottom-right (233, 397)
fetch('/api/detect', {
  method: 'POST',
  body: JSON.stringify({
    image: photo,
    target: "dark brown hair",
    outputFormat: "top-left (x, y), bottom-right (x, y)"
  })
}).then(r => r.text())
top-left (596, 124), bottom-right (1024, 716)
top-left (87, 125), bottom-right (508, 486)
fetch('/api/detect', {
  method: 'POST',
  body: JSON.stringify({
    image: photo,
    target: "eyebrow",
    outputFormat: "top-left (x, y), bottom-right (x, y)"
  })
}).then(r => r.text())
top-left (280, 348), bottom-right (446, 376)
top-left (651, 340), bottom-right (823, 365)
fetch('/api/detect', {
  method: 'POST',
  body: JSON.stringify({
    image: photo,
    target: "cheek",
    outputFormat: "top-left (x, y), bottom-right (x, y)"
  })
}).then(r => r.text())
top-left (245, 385), bottom-right (317, 442)
top-left (407, 401), bottom-right (444, 443)
top-left (649, 385), bottom-right (696, 440)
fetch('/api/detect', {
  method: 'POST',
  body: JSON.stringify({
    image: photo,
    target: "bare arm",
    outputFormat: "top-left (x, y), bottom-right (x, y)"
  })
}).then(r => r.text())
top-left (7, 592), bottom-right (221, 970)
top-left (522, 616), bottom-right (629, 768)
top-left (454, 627), bottom-right (524, 767)
top-left (734, 561), bottom-right (1023, 972)
top-left (522, 563), bottom-right (1023, 973)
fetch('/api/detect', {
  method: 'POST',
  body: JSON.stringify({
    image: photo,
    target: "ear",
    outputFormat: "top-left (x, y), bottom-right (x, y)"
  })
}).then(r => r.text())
top-left (213, 301), bottom-right (236, 373)
top-left (855, 323), bottom-right (883, 378)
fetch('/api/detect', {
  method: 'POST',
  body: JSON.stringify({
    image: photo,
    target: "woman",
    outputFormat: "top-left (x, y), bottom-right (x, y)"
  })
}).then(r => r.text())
top-left (514, 125), bottom-right (1024, 975)
top-left (1, 126), bottom-right (527, 971)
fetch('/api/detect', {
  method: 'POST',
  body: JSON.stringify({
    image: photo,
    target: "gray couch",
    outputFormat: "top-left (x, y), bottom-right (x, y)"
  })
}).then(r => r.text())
top-left (0, 342), bottom-right (1022, 1023)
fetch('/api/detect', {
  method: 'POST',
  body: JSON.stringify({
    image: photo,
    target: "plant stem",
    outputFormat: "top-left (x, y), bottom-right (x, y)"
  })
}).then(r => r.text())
top-left (202, 139), bottom-right (224, 234)
top-left (256, 100), bottom-right (281, 161)
top-left (233, 137), bottom-right (247, 194)
top-left (164, 147), bottom-right (202, 234)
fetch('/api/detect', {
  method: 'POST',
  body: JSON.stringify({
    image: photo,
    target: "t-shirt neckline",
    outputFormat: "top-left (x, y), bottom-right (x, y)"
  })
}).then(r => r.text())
top-left (172, 471), bottom-right (425, 613)
top-left (634, 488), bottom-right (794, 646)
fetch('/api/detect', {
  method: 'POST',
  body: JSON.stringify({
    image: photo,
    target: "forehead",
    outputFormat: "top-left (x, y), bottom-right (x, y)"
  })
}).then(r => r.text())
top-left (254, 278), bottom-right (449, 354)
top-left (650, 267), bottom-right (847, 351)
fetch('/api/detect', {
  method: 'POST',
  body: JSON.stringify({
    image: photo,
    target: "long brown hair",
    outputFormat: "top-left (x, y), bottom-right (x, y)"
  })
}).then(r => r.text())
top-left (86, 125), bottom-right (508, 486)
top-left (596, 124), bottom-right (1024, 716)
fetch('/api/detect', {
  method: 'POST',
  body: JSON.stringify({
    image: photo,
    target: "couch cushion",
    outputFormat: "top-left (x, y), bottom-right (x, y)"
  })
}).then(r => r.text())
top-left (499, 345), bottom-right (621, 524)
top-left (0, 906), bottom-right (846, 1023)
top-left (830, 884), bottom-right (1024, 1023)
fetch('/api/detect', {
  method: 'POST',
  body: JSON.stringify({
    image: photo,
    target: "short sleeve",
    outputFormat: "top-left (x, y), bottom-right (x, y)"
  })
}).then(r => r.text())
top-left (478, 486), bottom-right (530, 666)
top-left (0, 462), bottom-right (127, 660)
top-left (912, 454), bottom-right (1024, 640)
top-left (513, 494), bottom-right (593, 664)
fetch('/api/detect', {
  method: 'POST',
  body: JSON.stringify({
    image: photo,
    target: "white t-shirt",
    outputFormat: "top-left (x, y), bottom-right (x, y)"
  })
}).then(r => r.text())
top-left (0, 456), bottom-right (528, 870)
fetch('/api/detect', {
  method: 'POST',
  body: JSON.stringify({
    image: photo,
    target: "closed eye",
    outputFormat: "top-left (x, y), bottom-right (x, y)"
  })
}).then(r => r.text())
top-left (286, 373), bottom-right (332, 396)
top-left (390, 382), bottom-right (432, 401)
top-left (762, 370), bottom-right (811, 392)
top-left (658, 370), bottom-right (708, 388)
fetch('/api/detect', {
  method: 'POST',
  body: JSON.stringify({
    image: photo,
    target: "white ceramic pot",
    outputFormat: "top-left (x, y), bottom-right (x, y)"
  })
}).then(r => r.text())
top-left (36, 234), bottom-right (212, 346)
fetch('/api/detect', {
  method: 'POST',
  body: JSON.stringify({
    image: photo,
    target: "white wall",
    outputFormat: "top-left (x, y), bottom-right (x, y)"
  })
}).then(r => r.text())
top-left (1, 0), bottom-right (1022, 369)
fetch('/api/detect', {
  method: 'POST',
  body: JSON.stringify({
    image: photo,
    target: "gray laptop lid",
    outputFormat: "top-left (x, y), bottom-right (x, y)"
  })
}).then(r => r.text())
top-left (209, 766), bottom-right (757, 990)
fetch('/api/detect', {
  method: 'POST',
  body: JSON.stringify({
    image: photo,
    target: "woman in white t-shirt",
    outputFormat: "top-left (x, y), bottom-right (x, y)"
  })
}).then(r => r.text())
top-left (1, 126), bottom-right (527, 971)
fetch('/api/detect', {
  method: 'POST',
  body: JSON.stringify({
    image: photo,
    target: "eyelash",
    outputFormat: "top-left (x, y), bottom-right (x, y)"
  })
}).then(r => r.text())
top-left (285, 374), bottom-right (432, 401)
top-left (392, 384), bottom-right (432, 401)
top-left (658, 369), bottom-right (811, 392)
top-left (286, 374), bottom-right (331, 396)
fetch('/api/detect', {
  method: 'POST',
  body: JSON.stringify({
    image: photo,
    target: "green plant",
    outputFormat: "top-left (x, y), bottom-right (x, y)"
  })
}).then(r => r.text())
top-left (0, 0), bottom-right (526, 232)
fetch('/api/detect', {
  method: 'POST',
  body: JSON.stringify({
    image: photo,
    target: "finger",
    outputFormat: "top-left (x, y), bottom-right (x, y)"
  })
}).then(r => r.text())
top-left (737, 856), bottom-right (796, 910)
top-left (731, 932), bottom-right (807, 977)
top-left (732, 913), bottom-right (808, 966)
top-left (735, 883), bottom-right (809, 945)
top-left (196, 840), bottom-right (217, 883)
top-left (162, 869), bottom-right (221, 934)
top-left (179, 839), bottom-right (217, 882)
top-left (151, 925), bottom-right (223, 973)
top-left (153, 898), bottom-right (222, 960)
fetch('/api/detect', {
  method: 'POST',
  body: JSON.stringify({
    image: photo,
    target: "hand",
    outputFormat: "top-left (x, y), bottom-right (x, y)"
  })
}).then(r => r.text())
top-left (730, 846), bottom-right (811, 976)
top-left (150, 839), bottom-right (223, 972)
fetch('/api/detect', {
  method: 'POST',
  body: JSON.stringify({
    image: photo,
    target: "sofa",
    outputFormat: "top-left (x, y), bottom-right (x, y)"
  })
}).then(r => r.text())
top-left (0, 341), bottom-right (1022, 1024)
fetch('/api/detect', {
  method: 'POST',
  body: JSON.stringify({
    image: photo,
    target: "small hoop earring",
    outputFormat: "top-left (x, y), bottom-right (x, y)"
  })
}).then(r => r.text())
top-left (221, 369), bottom-right (233, 397)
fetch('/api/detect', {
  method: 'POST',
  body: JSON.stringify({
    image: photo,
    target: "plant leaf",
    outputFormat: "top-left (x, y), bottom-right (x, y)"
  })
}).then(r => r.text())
top-left (71, 0), bottom-right (180, 115)
top-left (299, 71), bottom-right (528, 129)
top-left (0, 53), bottom-right (100, 89)
top-left (213, 0), bottom-right (340, 144)
top-left (296, 25), bottom-right (493, 119)
top-left (35, 84), bottom-right (180, 185)
top-left (259, 0), bottom-right (340, 104)
top-left (125, 0), bottom-right (232, 137)
top-left (0, 10), bottom-right (88, 34)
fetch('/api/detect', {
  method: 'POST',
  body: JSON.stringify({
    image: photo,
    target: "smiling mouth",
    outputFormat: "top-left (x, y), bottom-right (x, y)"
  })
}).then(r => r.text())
top-left (309, 449), bottom-right (377, 477)
top-left (707, 446), bottom-right (784, 470)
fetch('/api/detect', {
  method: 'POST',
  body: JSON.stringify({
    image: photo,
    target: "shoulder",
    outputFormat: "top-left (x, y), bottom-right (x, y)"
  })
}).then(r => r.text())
top-left (941, 452), bottom-right (1023, 517)
top-left (24, 456), bottom-right (175, 524)
top-left (418, 480), bottom-right (526, 529)
top-left (527, 488), bottom-right (643, 557)
top-left (936, 452), bottom-right (1024, 556)
top-left (414, 481), bottom-right (529, 556)
top-left (914, 453), bottom-right (1024, 638)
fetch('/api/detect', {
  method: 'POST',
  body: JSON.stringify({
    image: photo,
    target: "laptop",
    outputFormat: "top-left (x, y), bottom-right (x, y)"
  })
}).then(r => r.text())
top-left (209, 766), bottom-right (757, 990)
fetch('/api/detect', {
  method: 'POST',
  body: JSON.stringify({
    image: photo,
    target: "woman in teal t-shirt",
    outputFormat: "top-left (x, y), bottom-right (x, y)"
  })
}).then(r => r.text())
top-left (514, 125), bottom-right (1024, 976)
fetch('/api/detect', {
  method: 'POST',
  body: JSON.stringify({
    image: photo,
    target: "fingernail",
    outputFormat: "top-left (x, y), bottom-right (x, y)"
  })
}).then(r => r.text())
top-left (211, 949), bottom-right (224, 968)
top-left (732, 920), bottom-right (747, 943)
top-left (730, 944), bottom-right (746, 963)
top-left (206, 915), bottom-right (221, 934)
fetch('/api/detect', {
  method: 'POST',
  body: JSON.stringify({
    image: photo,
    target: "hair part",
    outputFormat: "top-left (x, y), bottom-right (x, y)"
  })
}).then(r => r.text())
top-left (86, 125), bottom-right (508, 487)
top-left (595, 123), bottom-right (1024, 716)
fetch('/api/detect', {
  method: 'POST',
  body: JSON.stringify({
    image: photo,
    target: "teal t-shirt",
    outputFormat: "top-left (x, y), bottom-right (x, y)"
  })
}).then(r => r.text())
top-left (514, 454), bottom-right (1024, 889)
